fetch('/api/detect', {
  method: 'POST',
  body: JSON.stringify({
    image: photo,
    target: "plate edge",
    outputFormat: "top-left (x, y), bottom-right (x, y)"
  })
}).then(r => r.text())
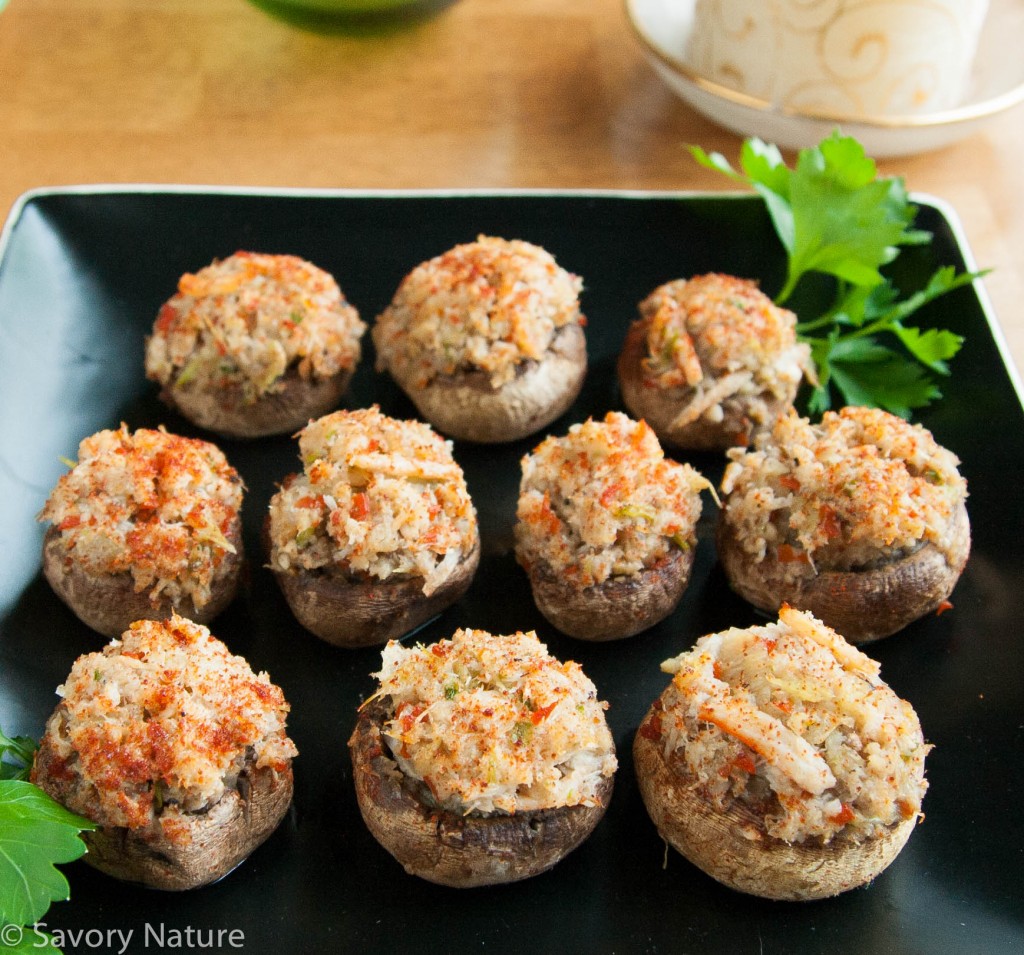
top-left (912, 192), bottom-right (1024, 412)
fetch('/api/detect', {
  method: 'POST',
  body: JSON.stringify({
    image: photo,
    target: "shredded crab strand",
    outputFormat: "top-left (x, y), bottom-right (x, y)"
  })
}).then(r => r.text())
top-left (658, 608), bottom-right (928, 843)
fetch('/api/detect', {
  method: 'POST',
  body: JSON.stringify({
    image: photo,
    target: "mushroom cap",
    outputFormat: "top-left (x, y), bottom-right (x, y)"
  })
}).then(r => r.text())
top-left (272, 537), bottom-right (480, 648)
top-left (42, 520), bottom-right (243, 639)
top-left (159, 365), bottom-right (354, 440)
top-left (387, 323), bottom-right (587, 444)
top-left (633, 693), bottom-right (918, 901)
top-left (716, 500), bottom-right (971, 643)
top-left (349, 696), bottom-right (613, 887)
top-left (524, 545), bottom-right (696, 641)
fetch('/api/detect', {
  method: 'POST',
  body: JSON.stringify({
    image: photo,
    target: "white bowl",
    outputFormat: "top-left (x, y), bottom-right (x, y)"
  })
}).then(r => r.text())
top-left (625, 0), bottom-right (1024, 156)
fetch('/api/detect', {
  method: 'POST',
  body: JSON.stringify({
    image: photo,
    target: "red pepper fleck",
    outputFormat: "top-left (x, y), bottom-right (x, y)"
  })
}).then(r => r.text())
top-left (600, 480), bottom-right (626, 508)
top-left (530, 701), bottom-right (558, 725)
top-left (399, 704), bottom-right (425, 731)
top-left (830, 803), bottom-right (856, 826)
top-left (935, 600), bottom-right (954, 616)
top-left (538, 492), bottom-right (561, 535)
top-left (818, 504), bottom-right (842, 539)
top-left (155, 303), bottom-right (178, 333)
top-left (351, 492), bottom-right (370, 520)
top-left (420, 525), bottom-right (441, 548)
top-left (639, 713), bottom-right (662, 740)
top-left (897, 799), bottom-right (917, 820)
top-left (777, 544), bottom-right (810, 564)
top-left (732, 752), bottom-right (757, 775)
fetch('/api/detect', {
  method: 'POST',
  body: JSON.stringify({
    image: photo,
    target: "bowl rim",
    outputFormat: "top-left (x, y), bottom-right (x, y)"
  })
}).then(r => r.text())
top-left (624, 0), bottom-right (1024, 132)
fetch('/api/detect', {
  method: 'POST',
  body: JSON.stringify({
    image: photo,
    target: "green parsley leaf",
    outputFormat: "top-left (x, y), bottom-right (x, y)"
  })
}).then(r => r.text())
top-left (784, 134), bottom-right (926, 301)
top-left (0, 780), bottom-right (95, 929)
top-left (692, 131), bottom-right (981, 416)
top-left (829, 344), bottom-right (942, 418)
top-left (740, 138), bottom-right (795, 250)
top-left (0, 730), bottom-right (36, 782)
top-left (892, 324), bottom-right (963, 375)
top-left (696, 132), bottom-right (924, 302)
top-left (0, 925), bottom-right (63, 955)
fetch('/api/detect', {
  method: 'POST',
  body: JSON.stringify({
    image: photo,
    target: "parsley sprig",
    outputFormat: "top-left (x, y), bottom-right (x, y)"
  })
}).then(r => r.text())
top-left (0, 728), bottom-right (94, 955)
top-left (692, 132), bottom-right (982, 417)
top-left (0, 729), bottom-right (36, 781)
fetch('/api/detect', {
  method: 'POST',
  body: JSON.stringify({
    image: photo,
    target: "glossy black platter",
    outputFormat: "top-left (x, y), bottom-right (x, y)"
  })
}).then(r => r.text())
top-left (1, 189), bottom-right (1022, 955)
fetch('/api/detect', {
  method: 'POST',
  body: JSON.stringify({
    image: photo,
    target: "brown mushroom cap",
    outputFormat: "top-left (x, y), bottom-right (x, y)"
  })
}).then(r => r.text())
top-left (633, 694), bottom-right (918, 901)
top-left (33, 735), bottom-right (293, 892)
top-left (386, 323), bottom-right (587, 444)
top-left (271, 537), bottom-right (480, 648)
top-left (524, 545), bottom-right (696, 641)
top-left (716, 500), bottom-right (971, 643)
top-left (41, 520), bottom-right (244, 639)
top-left (349, 697), bottom-right (613, 887)
top-left (618, 318), bottom-right (797, 452)
top-left (158, 365), bottom-right (354, 440)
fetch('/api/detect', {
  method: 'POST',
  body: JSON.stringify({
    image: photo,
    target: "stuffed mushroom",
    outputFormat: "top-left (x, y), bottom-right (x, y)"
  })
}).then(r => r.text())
top-left (145, 251), bottom-right (366, 439)
top-left (514, 412), bottom-right (711, 640)
top-left (266, 406), bottom-right (479, 648)
top-left (618, 273), bottom-right (811, 450)
top-left (38, 425), bottom-right (244, 638)
top-left (633, 606), bottom-right (930, 901)
top-left (372, 235), bottom-right (587, 443)
top-left (717, 405), bottom-right (970, 643)
top-left (349, 627), bottom-right (617, 887)
top-left (31, 615), bottom-right (297, 891)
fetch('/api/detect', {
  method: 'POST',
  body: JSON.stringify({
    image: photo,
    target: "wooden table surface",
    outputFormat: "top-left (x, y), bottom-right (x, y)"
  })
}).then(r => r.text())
top-left (2, 0), bottom-right (1022, 383)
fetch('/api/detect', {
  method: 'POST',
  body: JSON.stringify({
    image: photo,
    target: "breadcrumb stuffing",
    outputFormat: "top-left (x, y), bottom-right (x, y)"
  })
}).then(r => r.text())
top-left (371, 628), bottom-right (617, 815)
top-left (638, 273), bottom-right (810, 429)
top-left (38, 425), bottom-right (243, 610)
top-left (33, 615), bottom-right (297, 837)
top-left (145, 251), bottom-right (365, 402)
top-left (653, 606), bottom-right (928, 844)
top-left (515, 412), bottom-right (710, 587)
top-left (720, 406), bottom-right (968, 576)
top-left (267, 406), bottom-right (478, 594)
top-left (373, 235), bottom-right (584, 389)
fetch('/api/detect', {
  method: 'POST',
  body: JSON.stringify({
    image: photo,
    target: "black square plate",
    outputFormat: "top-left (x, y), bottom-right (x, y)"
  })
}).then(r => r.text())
top-left (1, 188), bottom-right (1022, 954)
